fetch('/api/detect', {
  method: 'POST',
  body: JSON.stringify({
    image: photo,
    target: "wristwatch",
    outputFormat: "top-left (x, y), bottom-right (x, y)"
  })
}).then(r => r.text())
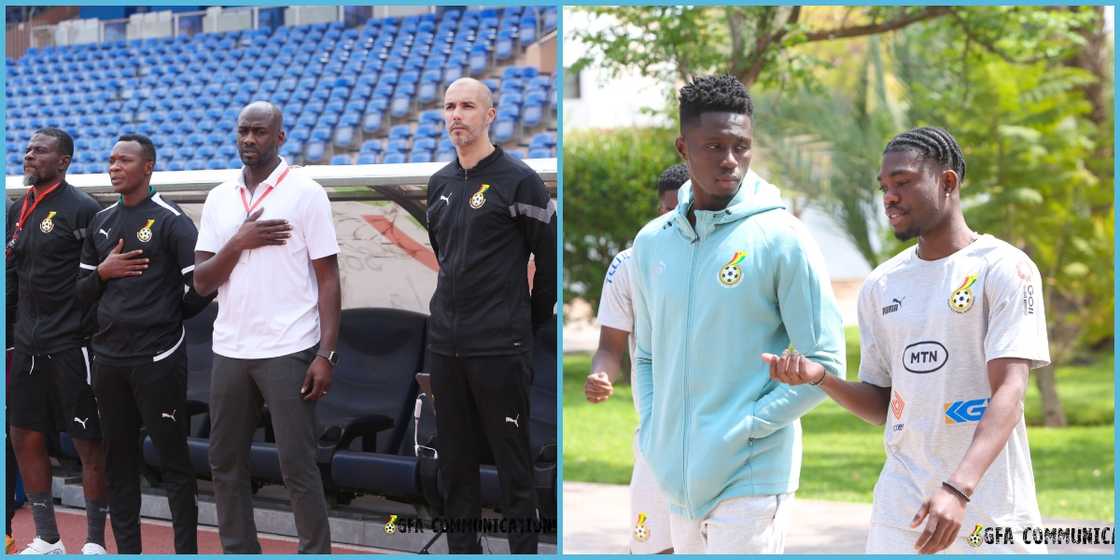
top-left (316, 350), bottom-right (338, 367)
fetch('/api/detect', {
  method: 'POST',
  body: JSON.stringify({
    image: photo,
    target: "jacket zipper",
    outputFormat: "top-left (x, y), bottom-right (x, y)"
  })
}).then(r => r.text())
top-left (681, 221), bottom-right (699, 514)
top-left (450, 167), bottom-right (470, 357)
top-left (28, 204), bottom-right (41, 351)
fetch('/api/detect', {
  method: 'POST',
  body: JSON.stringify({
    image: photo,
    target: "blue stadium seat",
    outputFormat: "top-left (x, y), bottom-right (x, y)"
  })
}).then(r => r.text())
top-left (530, 132), bottom-right (556, 149)
top-left (527, 148), bottom-right (551, 159)
top-left (333, 126), bottom-right (356, 150)
top-left (388, 125), bottom-right (411, 141)
top-left (492, 117), bottom-right (516, 144)
top-left (330, 154), bottom-right (352, 165)
top-left (362, 111), bottom-right (384, 135)
top-left (419, 110), bottom-right (442, 126)
top-left (390, 96), bottom-right (411, 119)
top-left (414, 124), bottom-right (440, 138)
top-left (408, 150), bottom-right (432, 163)
top-left (387, 139), bottom-right (410, 153)
top-left (360, 139), bottom-right (382, 154)
top-left (355, 153), bottom-right (378, 165)
top-left (304, 141), bottom-right (327, 164)
top-left (206, 158), bottom-right (227, 170)
top-left (383, 152), bottom-right (406, 164)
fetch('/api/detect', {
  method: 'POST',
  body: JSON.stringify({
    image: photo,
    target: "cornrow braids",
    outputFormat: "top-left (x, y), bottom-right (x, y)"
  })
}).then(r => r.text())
top-left (657, 163), bottom-right (690, 194)
top-left (883, 126), bottom-right (966, 183)
top-left (679, 74), bottom-right (753, 130)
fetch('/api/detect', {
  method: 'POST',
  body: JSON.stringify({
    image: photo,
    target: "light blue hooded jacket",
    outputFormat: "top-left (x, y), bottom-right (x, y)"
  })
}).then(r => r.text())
top-left (631, 170), bottom-right (845, 519)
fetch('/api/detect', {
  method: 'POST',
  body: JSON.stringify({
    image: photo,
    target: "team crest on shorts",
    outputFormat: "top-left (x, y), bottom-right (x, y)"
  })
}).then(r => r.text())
top-left (718, 250), bottom-right (748, 287)
top-left (469, 184), bottom-right (491, 209)
top-left (948, 273), bottom-right (978, 313)
top-left (137, 219), bottom-right (155, 243)
top-left (39, 211), bottom-right (57, 233)
top-left (633, 512), bottom-right (650, 543)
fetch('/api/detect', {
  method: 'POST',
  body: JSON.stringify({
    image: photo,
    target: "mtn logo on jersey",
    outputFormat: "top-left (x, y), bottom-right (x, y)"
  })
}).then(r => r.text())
top-left (39, 211), bottom-right (57, 233)
top-left (903, 340), bottom-right (948, 374)
top-left (469, 184), bottom-right (491, 209)
top-left (718, 250), bottom-right (748, 287)
top-left (944, 398), bottom-right (989, 424)
top-left (137, 219), bottom-right (155, 243)
top-left (949, 273), bottom-right (979, 313)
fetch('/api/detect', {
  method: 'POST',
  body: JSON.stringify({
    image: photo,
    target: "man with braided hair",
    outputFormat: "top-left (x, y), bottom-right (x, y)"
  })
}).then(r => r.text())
top-left (770, 126), bottom-right (1049, 553)
top-left (629, 74), bottom-right (844, 553)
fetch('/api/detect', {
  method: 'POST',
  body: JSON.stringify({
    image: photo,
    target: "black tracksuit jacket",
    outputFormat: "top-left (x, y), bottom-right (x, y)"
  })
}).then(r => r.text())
top-left (6, 181), bottom-right (101, 354)
top-left (425, 146), bottom-right (556, 357)
top-left (76, 191), bottom-right (213, 366)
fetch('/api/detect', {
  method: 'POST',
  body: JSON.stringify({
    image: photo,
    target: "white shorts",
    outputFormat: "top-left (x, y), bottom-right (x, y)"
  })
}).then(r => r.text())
top-left (629, 431), bottom-right (673, 553)
top-left (866, 523), bottom-right (1048, 554)
top-left (669, 493), bottom-right (794, 554)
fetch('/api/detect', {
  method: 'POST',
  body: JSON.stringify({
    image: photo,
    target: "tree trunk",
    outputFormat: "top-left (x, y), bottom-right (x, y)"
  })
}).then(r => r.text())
top-left (1033, 363), bottom-right (1067, 427)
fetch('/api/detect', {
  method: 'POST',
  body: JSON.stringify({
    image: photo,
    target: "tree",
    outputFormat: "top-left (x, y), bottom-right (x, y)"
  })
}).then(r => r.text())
top-left (567, 6), bottom-right (1114, 425)
top-left (563, 127), bottom-right (680, 311)
top-left (892, 7), bottom-right (1113, 426)
top-left (570, 6), bottom-right (954, 88)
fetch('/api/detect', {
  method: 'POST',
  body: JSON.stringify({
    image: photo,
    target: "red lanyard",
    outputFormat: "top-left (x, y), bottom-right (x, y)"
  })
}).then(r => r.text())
top-left (15, 181), bottom-right (61, 233)
top-left (6, 181), bottom-right (61, 259)
top-left (240, 167), bottom-right (289, 217)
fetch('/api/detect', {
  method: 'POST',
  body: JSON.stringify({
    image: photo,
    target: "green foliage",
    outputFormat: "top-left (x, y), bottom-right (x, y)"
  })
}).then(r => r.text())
top-left (891, 7), bottom-right (1114, 355)
top-left (562, 127), bottom-right (680, 309)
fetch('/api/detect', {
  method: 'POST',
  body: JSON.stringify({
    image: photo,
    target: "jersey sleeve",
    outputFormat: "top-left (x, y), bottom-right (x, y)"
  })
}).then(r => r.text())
top-left (302, 183), bottom-right (340, 260)
top-left (596, 250), bottom-right (634, 333)
top-left (194, 188), bottom-right (221, 254)
top-left (983, 253), bottom-right (1050, 369)
top-left (171, 211), bottom-right (216, 319)
top-left (513, 172), bottom-right (557, 328)
top-left (856, 278), bottom-right (892, 387)
top-left (75, 207), bottom-right (109, 313)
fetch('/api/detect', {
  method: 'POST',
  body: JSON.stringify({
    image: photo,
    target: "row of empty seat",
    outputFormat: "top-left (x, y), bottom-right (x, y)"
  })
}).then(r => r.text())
top-left (6, 8), bottom-right (557, 176)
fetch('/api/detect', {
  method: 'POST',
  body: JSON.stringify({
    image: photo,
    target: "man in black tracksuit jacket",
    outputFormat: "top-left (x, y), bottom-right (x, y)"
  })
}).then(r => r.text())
top-left (75, 135), bottom-right (212, 553)
top-left (426, 78), bottom-right (556, 554)
top-left (6, 128), bottom-right (109, 554)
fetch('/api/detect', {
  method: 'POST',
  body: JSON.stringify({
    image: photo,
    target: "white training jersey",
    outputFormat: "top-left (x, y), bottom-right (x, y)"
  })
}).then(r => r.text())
top-left (597, 248), bottom-right (640, 410)
top-left (858, 234), bottom-right (1048, 532)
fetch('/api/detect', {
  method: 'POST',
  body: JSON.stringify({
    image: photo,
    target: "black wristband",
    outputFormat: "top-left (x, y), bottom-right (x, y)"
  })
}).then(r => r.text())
top-left (942, 481), bottom-right (971, 503)
top-left (809, 370), bottom-right (827, 386)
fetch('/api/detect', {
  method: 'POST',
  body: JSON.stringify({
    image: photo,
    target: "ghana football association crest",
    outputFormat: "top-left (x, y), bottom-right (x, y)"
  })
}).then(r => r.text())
top-left (718, 250), bottom-right (748, 287)
top-left (633, 512), bottom-right (650, 543)
top-left (39, 211), bottom-right (57, 233)
top-left (469, 184), bottom-right (491, 209)
top-left (137, 219), bottom-right (155, 243)
top-left (949, 272), bottom-right (978, 313)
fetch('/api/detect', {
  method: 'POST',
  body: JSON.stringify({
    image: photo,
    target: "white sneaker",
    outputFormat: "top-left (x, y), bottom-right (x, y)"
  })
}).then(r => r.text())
top-left (18, 537), bottom-right (66, 554)
top-left (80, 543), bottom-right (108, 555)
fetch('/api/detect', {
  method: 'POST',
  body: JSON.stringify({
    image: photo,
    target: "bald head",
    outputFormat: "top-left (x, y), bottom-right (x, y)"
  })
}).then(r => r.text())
top-left (445, 78), bottom-right (497, 152)
top-left (237, 101), bottom-right (285, 170)
top-left (446, 78), bottom-right (493, 109)
top-left (239, 101), bottom-right (284, 130)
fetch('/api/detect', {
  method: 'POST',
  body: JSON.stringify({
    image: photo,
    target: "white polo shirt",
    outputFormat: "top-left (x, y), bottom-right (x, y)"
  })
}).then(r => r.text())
top-left (196, 158), bottom-right (340, 359)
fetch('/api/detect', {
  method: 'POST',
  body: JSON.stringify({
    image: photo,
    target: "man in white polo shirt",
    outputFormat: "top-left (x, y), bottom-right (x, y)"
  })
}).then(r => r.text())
top-left (193, 101), bottom-right (341, 553)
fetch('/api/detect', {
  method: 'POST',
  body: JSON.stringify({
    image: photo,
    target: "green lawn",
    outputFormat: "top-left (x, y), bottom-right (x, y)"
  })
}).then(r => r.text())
top-left (562, 327), bottom-right (1115, 521)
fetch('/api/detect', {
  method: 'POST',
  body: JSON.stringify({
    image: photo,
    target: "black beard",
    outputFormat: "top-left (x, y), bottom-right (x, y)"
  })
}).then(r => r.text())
top-left (893, 228), bottom-right (918, 242)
